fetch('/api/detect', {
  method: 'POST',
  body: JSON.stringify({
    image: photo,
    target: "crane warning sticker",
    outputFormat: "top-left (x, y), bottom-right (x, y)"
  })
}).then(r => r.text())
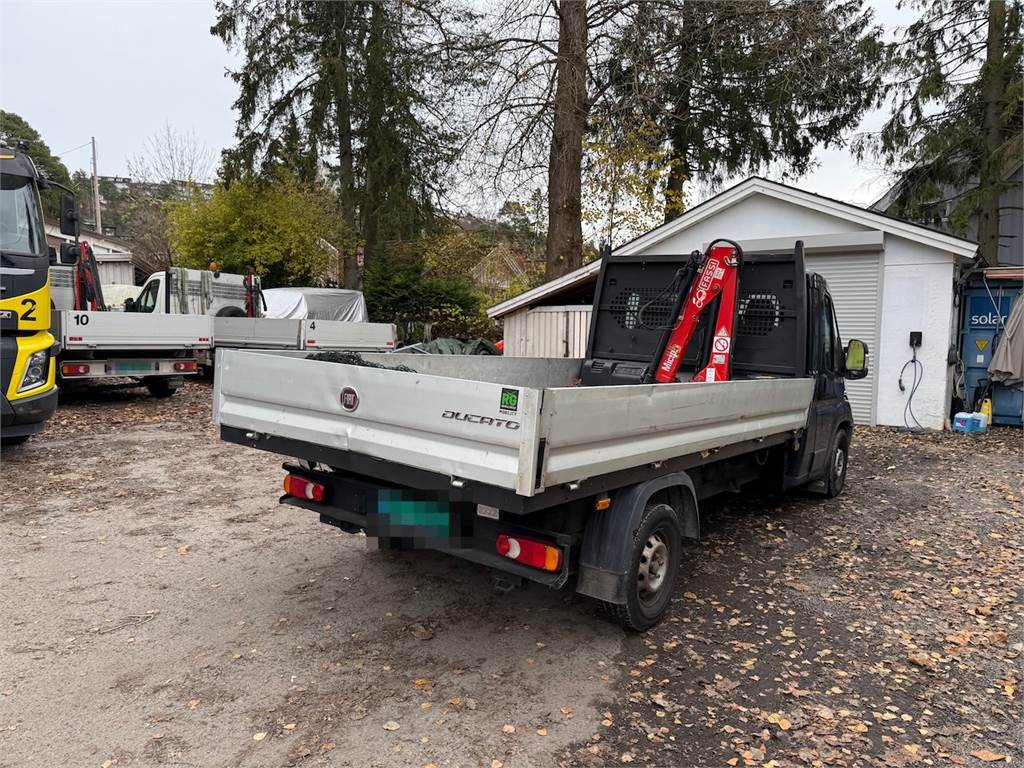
top-left (713, 335), bottom-right (731, 353)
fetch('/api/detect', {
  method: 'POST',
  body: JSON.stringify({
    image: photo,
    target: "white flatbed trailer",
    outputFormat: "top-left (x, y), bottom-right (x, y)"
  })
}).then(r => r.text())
top-left (209, 317), bottom-right (395, 354)
top-left (54, 310), bottom-right (210, 393)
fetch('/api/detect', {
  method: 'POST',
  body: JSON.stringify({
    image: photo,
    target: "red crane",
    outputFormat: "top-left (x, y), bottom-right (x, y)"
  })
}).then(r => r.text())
top-left (653, 239), bottom-right (743, 384)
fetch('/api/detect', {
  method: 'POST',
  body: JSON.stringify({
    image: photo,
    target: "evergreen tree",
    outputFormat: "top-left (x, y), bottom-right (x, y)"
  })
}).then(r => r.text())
top-left (859, 0), bottom-right (1022, 265)
top-left (0, 111), bottom-right (73, 219)
top-left (602, 0), bottom-right (884, 222)
top-left (212, 0), bottom-right (480, 286)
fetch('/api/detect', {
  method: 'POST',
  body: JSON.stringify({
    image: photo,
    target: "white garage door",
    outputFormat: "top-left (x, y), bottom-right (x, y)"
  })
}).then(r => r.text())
top-left (805, 251), bottom-right (881, 424)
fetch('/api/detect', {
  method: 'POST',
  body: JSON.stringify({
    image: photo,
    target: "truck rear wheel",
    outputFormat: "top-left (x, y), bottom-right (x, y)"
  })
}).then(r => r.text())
top-left (146, 379), bottom-right (178, 398)
top-left (605, 502), bottom-right (682, 632)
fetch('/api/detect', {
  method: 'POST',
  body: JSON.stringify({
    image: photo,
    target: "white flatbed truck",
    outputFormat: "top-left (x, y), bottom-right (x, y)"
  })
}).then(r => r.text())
top-left (49, 263), bottom-right (394, 397)
top-left (214, 243), bottom-right (869, 630)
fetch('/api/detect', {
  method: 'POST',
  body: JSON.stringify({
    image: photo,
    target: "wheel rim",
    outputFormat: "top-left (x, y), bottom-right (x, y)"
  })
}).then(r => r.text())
top-left (638, 531), bottom-right (670, 604)
top-left (833, 446), bottom-right (846, 479)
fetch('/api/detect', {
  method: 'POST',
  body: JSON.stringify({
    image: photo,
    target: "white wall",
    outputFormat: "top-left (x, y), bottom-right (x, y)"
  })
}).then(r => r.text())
top-left (640, 194), bottom-right (872, 255)
top-left (875, 237), bottom-right (957, 430)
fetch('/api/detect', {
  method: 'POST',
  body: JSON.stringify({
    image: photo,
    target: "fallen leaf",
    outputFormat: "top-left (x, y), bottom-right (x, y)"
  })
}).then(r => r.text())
top-left (413, 678), bottom-right (432, 687)
top-left (491, 761), bottom-right (503, 768)
top-left (727, 759), bottom-right (739, 767)
top-left (283, 723), bottom-right (297, 730)
top-left (187, 699), bottom-right (200, 709)
top-left (383, 720), bottom-right (400, 731)
top-left (621, 753), bottom-right (634, 763)
top-left (536, 728), bottom-right (548, 736)
top-left (176, 544), bottom-right (190, 555)
top-left (907, 652), bottom-right (935, 669)
top-left (560, 706), bottom-right (573, 718)
top-left (683, 591), bottom-right (697, 600)
top-left (102, 761), bottom-right (113, 768)
top-left (502, 724), bottom-right (515, 734)
top-left (412, 624), bottom-right (433, 641)
top-left (253, 732), bottom-right (267, 741)
top-left (908, 539), bottom-right (924, 547)
top-left (970, 750), bottom-right (1007, 762)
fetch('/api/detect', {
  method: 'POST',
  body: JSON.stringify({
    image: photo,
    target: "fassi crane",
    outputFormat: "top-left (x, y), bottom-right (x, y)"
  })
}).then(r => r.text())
top-left (646, 238), bottom-right (744, 383)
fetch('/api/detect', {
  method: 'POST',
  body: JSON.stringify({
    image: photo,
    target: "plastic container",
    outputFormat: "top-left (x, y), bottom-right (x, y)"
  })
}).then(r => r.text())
top-left (952, 411), bottom-right (989, 433)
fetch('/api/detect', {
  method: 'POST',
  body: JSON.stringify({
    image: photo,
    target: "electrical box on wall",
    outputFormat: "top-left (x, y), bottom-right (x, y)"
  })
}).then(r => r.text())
top-left (909, 331), bottom-right (922, 348)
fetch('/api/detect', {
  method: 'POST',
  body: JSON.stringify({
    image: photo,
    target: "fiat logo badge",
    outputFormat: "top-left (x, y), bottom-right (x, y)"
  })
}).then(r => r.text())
top-left (340, 387), bottom-right (359, 412)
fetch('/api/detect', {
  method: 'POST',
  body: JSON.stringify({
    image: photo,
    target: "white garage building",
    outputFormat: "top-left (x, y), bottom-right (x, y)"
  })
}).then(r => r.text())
top-left (488, 177), bottom-right (979, 430)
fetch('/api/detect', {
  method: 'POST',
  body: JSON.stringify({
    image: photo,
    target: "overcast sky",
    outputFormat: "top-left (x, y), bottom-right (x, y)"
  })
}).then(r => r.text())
top-left (1, 0), bottom-right (913, 212)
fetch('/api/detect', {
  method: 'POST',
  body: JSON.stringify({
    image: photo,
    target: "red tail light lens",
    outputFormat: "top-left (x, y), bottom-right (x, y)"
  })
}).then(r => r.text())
top-left (61, 364), bottom-right (90, 376)
top-left (174, 361), bottom-right (198, 372)
top-left (282, 474), bottom-right (327, 502)
top-left (496, 533), bottom-right (562, 572)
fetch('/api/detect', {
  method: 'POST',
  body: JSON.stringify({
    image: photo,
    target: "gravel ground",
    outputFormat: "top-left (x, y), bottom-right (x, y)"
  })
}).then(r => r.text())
top-left (0, 380), bottom-right (1020, 768)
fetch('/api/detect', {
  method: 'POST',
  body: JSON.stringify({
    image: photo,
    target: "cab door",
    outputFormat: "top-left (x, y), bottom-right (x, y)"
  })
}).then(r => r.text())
top-left (807, 277), bottom-right (846, 477)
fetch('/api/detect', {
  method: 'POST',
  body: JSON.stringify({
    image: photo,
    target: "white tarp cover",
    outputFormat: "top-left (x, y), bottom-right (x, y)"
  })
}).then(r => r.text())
top-left (262, 288), bottom-right (368, 322)
top-left (989, 290), bottom-right (1024, 385)
top-left (101, 284), bottom-right (141, 311)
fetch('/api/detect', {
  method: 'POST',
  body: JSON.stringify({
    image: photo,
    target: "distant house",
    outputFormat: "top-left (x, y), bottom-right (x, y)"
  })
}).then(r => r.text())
top-left (470, 242), bottom-right (532, 296)
top-left (44, 224), bottom-right (134, 285)
top-left (871, 162), bottom-right (1023, 266)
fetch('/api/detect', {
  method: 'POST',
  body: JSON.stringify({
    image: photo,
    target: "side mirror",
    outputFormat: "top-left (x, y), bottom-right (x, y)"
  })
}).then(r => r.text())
top-left (843, 339), bottom-right (869, 380)
top-left (124, 297), bottom-right (136, 312)
top-left (59, 242), bottom-right (81, 265)
top-left (48, 245), bottom-right (58, 265)
top-left (59, 192), bottom-right (79, 237)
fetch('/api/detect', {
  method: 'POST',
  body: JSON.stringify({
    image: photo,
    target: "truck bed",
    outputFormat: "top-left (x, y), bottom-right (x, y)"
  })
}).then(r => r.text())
top-left (57, 311), bottom-right (213, 351)
top-left (214, 351), bottom-right (814, 497)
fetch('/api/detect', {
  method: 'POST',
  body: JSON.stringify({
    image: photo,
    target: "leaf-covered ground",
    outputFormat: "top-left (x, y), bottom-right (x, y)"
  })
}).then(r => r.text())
top-left (1, 381), bottom-right (1019, 767)
top-left (562, 427), bottom-right (1022, 768)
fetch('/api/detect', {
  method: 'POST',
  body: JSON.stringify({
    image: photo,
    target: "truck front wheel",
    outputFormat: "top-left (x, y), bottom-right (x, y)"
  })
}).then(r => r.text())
top-left (606, 502), bottom-right (683, 632)
top-left (825, 428), bottom-right (850, 498)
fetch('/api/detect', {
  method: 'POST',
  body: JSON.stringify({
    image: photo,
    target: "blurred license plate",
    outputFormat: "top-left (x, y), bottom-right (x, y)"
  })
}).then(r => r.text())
top-left (110, 361), bottom-right (155, 373)
top-left (367, 490), bottom-right (459, 546)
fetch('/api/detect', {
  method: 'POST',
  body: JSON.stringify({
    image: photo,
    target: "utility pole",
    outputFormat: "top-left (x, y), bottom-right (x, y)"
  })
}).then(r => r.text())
top-left (90, 136), bottom-right (102, 235)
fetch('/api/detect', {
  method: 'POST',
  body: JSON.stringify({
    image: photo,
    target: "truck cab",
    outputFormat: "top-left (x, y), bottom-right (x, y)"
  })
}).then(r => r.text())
top-left (131, 267), bottom-right (260, 317)
top-left (0, 147), bottom-right (78, 444)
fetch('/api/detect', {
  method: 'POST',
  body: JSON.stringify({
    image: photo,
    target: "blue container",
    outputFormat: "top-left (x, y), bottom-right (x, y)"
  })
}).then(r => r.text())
top-left (960, 282), bottom-right (1023, 426)
top-left (952, 411), bottom-right (988, 433)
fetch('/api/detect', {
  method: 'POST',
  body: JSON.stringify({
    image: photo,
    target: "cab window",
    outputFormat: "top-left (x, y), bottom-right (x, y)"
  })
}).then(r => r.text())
top-left (819, 294), bottom-right (839, 372)
top-left (135, 280), bottom-right (159, 313)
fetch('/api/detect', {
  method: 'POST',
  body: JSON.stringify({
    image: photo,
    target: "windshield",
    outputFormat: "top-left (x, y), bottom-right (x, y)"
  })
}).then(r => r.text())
top-left (0, 173), bottom-right (46, 257)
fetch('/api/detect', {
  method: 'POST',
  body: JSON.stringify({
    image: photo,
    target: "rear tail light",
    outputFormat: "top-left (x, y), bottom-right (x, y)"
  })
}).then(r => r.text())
top-left (496, 533), bottom-right (562, 572)
top-left (61, 363), bottom-right (90, 376)
top-left (174, 361), bottom-right (198, 372)
top-left (283, 474), bottom-right (327, 502)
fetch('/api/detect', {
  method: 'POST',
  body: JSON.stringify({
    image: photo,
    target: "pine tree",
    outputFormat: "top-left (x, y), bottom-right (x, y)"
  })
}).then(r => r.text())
top-left (601, 0), bottom-right (884, 223)
top-left (859, 0), bottom-right (1022, 265)
top-left (212, 0), bottom-right (479, 285)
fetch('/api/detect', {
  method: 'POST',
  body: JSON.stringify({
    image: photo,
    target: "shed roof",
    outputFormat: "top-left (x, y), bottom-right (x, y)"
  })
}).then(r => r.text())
top-left (488, 176), bottom-right (978, 318)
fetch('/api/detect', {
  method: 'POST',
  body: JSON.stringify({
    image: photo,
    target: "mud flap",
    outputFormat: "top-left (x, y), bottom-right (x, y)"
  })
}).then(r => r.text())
top-left (575, 472), bottom-right (699, 604)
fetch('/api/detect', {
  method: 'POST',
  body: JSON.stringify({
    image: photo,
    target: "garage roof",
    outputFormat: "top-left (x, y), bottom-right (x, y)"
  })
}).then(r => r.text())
top-left (488, 176), bottom-right (979, 319)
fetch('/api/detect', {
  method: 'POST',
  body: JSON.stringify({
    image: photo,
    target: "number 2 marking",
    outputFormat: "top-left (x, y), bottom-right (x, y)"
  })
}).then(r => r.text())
top-left (19, 298), bottom-right (37, 322)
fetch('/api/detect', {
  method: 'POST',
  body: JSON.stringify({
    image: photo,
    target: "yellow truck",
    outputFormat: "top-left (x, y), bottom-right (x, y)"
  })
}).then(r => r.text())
top-left (1, 144), bottom-right (79, 444)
